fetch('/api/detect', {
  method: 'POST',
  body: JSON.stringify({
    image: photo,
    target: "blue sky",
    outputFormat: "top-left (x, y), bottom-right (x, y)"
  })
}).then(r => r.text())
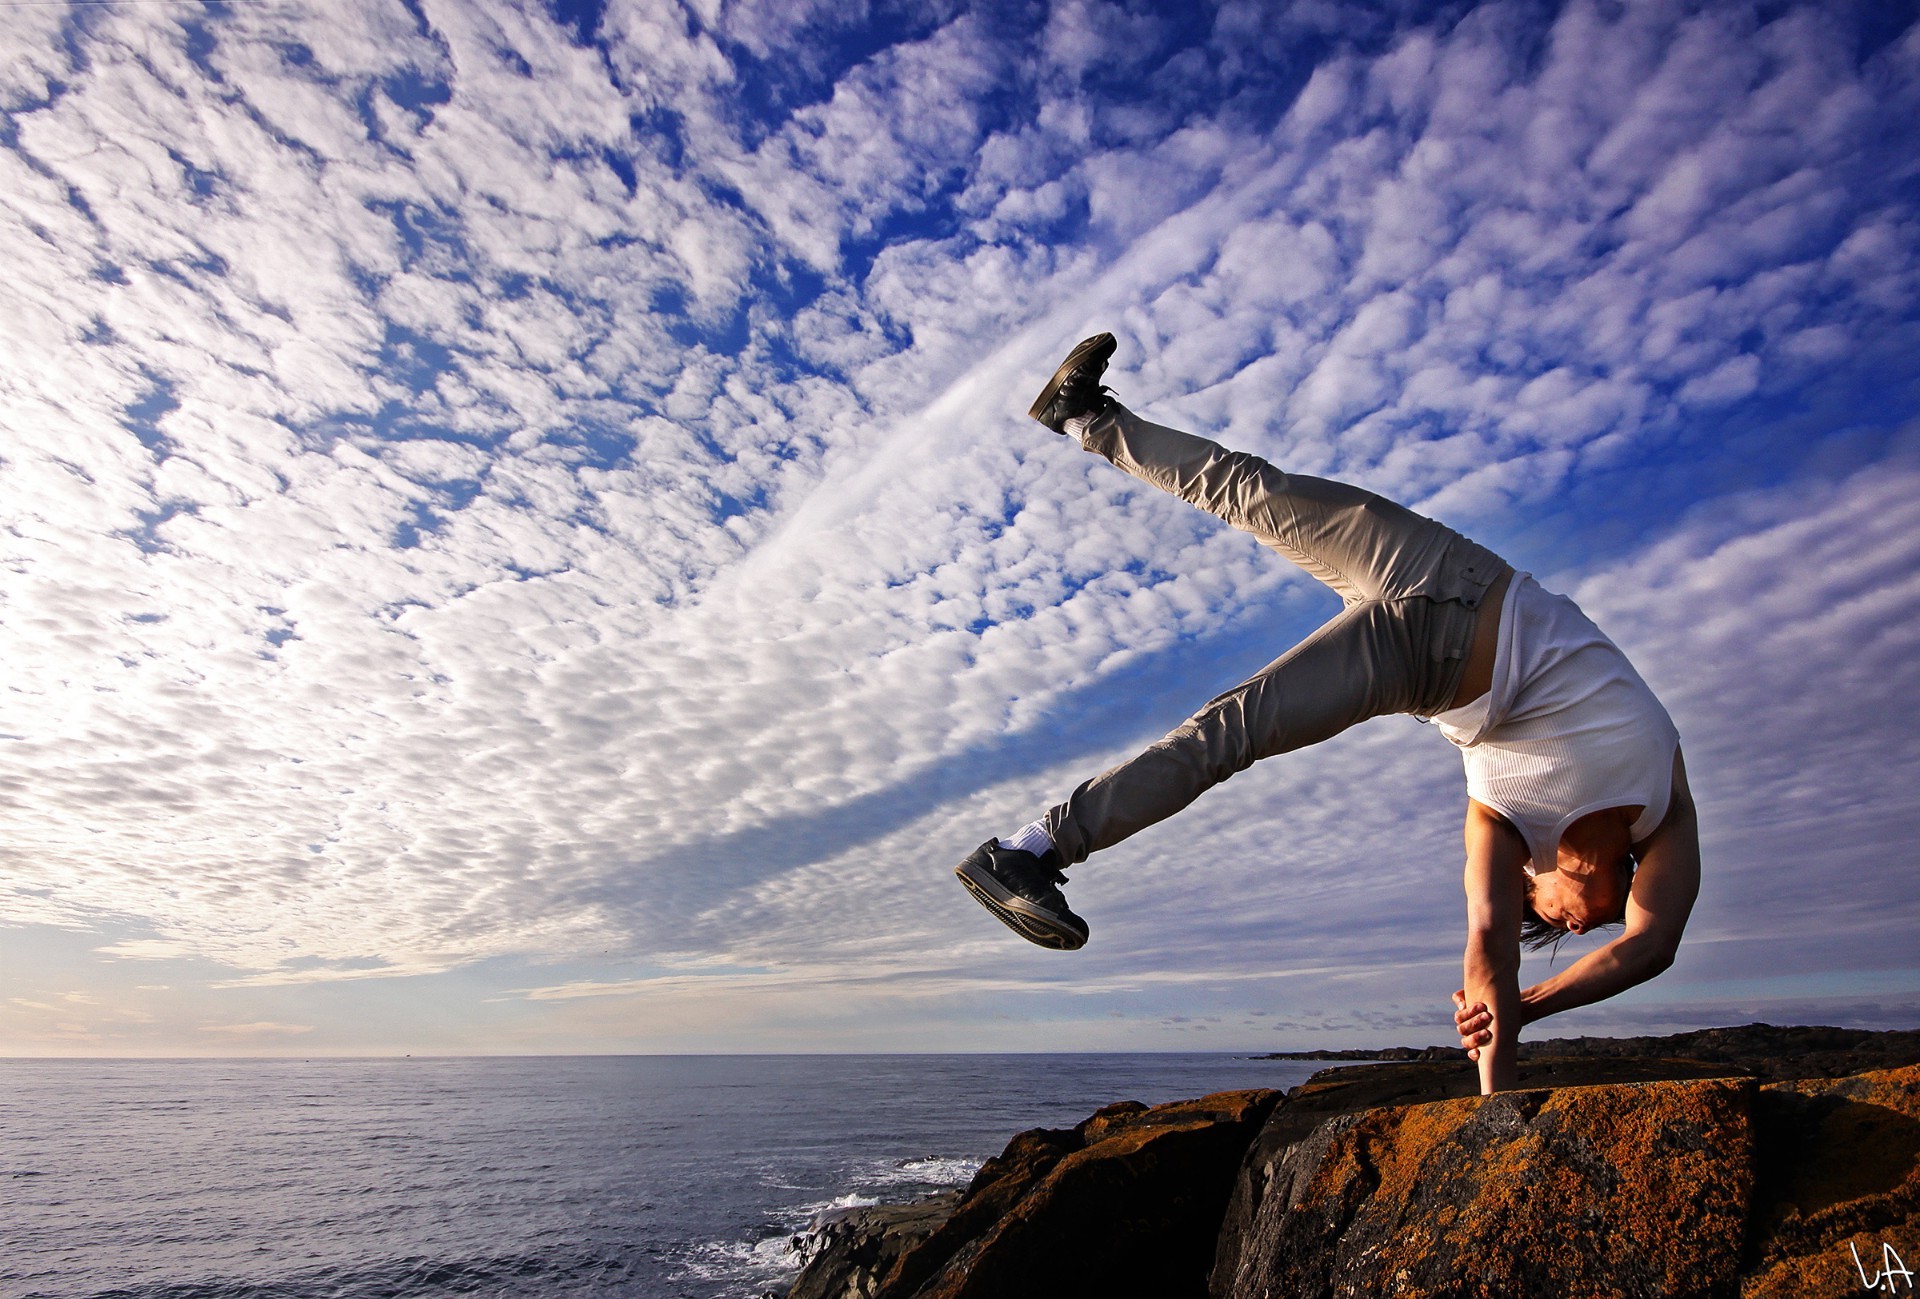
top-left (2, 0), bottom-right (1917, 1056)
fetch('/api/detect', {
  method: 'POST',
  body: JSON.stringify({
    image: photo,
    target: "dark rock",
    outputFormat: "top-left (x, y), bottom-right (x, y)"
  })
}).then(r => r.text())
top-left (785, 1190), bottom-right (963, 1299)
top-left (785, 1088), bottom-right (1281, 1299)
top-left (1258, 1022), bottom-right (1920, 1080)
top-left (878, 1123), bottom-right (1083, 1298)
top-left (1255, 1046), bottom-right (1464, 1061)
top-left (909, 1089), bottom-right (1280, 1299)
top-left (1517, 1023), bottom-right (1920, 1080)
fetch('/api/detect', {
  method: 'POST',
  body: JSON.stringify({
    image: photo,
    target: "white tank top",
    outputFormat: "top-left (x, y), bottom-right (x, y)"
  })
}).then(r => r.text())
top-left (1429, 574), bottom-right (1679, 874)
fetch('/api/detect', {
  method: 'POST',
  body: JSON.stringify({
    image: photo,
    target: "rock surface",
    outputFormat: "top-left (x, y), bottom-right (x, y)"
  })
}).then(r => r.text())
top-left (1214, 1063), bottom-right (1920, 1299)
top-left (785, 1192), bottom-right (962, 1299)
top-left (1218, 1076), bottom-right (1756, 1298)
top-left (787, 1088), bottom-right (1279, 1299)
top-left (1740, 1066), bottom-right (1920, 1297)
top-left (786, 1025), bottom-right (1920, 1299)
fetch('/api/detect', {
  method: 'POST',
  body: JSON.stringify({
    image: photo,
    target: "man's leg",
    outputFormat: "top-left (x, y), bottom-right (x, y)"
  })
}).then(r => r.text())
top-left (958, 339), bottom-right (1495, 946)
top-left (1077, 404), bottom-right (1499, 607)
top-left (1043, 595), bottom-right (1469, 865)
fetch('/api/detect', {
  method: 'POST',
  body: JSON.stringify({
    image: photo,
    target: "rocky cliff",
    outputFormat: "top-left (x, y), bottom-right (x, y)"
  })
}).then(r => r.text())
top-left (787, 1088), bottom-right (1280, 1299)
top-left (784, 1024), bottom-right (1920, 1299)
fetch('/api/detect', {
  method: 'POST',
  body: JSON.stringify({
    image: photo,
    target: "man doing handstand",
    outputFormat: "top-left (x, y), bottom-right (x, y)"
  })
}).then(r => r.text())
top-left (953, 333), bottom-right (1701, 1095)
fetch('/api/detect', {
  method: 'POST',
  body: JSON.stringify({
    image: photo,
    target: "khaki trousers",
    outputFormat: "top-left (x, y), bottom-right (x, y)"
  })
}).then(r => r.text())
top-left (1042, 405), bottom-right (1510, 866)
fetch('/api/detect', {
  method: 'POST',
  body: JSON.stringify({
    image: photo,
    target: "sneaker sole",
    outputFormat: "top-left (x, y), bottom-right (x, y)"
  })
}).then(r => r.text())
top-left (955, 859), bottom-right (1088, 951)
top-left (1026, 332), bottom-right (1116, 424)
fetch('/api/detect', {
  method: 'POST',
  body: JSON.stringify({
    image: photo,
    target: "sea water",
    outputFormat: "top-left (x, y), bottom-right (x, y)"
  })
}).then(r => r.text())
top-left (0, 1054), bottom-right (1333, 1299)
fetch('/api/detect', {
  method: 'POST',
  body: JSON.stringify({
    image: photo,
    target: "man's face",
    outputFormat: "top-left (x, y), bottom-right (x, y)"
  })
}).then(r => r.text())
top-left (1530, 810), bottom-right (1637, 933)
top-left (1530, 851), bottom-right (1631, 934)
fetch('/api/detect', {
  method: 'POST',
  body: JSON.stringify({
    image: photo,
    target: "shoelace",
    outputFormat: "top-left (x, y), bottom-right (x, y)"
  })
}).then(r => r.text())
top-left (1049, 382), bottom-right (1111, 424)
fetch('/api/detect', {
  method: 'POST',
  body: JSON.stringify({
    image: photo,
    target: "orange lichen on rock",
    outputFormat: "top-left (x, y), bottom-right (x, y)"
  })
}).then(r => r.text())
top-left (1738, 1064), bottom-right (1920, 1298)
top-left (1222, 1078), bottom-right (1755, 1299)
top-left (790, 1036), bottom-right (1920, 1299)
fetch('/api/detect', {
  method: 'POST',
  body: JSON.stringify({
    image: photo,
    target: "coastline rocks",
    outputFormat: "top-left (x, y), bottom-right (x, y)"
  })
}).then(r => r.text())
top-left (1260, 1022), bottom-right (1920, 1080)
top-left (788, 1088), bottom-right (1280, 1299)
top-left (786, 1192), bottom-right (963, 1299)
top-left (786, 1026), bottom-right (1920, 1299)
top-left (1213, 1063), bottom-right (1920, 1299)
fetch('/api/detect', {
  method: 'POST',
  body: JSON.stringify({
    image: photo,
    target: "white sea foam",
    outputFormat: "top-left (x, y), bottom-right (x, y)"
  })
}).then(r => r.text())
top-left (834, 1152), bottom-right (983, 1195)
top-left (793, 1191), bottom-right (881, 1225)
top-left (887, 1155), bottom-right (981, 1186)
top-left (670, 1232), bottom-right (803, 1285)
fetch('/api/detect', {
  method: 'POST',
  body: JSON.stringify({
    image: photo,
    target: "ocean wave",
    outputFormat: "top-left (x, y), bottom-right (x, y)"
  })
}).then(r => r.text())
top-left (874, 1155), bottom-right (980, 1187)
top-left (667, 1232), bottom-right (802, 1292)
top-left (686, 1192), bottom-right (879, 1287)
top-left (793, 1191), bottom-right (880, 1221)
top-left (678, 1157), bottom-right (980, 1297)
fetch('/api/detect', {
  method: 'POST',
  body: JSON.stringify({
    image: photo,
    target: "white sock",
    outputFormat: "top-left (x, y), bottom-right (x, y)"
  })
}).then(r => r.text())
top-left (1062, 413), bottom-right (1096, 440)
top-left (1002, 819), bottom-right (1054, 858)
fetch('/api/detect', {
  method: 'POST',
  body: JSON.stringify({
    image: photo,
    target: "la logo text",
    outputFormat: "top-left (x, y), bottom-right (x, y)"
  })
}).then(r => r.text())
top-left (1853, 1240), bottom-right (1914, 1294)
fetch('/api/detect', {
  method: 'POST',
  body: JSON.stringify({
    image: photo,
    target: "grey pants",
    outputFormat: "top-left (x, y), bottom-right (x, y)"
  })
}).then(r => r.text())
top-left (1042, 405), bottom-right (1510, 866)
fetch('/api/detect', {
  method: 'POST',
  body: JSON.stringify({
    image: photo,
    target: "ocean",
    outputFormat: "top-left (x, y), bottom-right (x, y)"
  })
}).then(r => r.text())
top-left (0, 1053), bottom-right (1334, 1299)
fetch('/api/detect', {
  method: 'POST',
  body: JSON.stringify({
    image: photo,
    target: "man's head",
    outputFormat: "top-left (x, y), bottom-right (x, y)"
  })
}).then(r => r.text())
top-left (1520, 809), bottom-right (1637, 950)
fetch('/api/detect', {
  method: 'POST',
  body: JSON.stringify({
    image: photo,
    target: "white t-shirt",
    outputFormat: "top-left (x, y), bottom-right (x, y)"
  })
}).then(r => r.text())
top-left (1430, 574), bottom-right (1679, 874)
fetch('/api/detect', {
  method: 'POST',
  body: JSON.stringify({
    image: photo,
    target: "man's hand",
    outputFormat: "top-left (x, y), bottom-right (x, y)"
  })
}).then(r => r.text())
top-left (1452, 989), bottom-right (1493, 1061)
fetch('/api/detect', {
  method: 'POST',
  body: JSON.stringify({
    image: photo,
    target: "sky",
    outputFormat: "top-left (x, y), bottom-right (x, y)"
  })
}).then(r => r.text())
top-left (2, 0), bottom-right (1918, 1057)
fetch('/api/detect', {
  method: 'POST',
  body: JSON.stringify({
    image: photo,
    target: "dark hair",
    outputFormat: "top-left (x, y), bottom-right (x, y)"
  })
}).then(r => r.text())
top-left (1519, 906), bottom-right (1570, 953)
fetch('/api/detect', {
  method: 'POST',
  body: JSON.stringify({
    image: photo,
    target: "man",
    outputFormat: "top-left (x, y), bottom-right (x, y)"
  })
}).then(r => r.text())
top-left (954, 334), bottom-right (1701, 1094)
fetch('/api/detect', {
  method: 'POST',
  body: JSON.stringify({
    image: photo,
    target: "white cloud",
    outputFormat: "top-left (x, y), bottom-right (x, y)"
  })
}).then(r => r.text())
top-left (1, 0), bottom-right (1915, 1049)
top-left (199, 1020), bottom-right (315, 1036)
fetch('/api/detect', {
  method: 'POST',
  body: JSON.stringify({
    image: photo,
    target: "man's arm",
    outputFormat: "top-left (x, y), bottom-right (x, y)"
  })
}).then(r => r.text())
top-left (1461, 800), bottom-right (1529, 1094)
top-left (1455, 749), bottom-right (1700, 1049)
top-left (1518, 749), bottom-right (1700, 1024)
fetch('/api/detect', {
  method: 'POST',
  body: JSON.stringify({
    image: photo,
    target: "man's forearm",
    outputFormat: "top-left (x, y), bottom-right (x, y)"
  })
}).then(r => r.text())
top-left (1465, 943), bottom-right (1521, 1094)
top-left (1459, 801), bottom-right (1531, 1093)
top-left (1520, 931), bottom-right (1676, 1026)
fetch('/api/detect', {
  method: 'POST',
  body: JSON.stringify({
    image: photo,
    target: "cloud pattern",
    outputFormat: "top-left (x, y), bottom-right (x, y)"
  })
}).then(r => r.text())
top-left (2, 0), bottom-right (1917, 1050)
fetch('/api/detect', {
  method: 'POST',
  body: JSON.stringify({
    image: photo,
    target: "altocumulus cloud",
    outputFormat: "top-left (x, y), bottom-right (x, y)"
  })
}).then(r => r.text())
top-left (1, 0), bottom-right (1917, 1051)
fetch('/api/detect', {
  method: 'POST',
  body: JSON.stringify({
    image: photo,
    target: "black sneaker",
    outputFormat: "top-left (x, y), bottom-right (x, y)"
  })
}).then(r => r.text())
top-left (1028, 332), bottom-right (1116, 433)
top-left (954, 839), bottom-right (1089, 950)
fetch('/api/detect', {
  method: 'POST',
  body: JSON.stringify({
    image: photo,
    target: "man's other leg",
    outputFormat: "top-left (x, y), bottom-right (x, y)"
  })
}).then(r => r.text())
top-left (1043, 596), bottom-right (1460, 866)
